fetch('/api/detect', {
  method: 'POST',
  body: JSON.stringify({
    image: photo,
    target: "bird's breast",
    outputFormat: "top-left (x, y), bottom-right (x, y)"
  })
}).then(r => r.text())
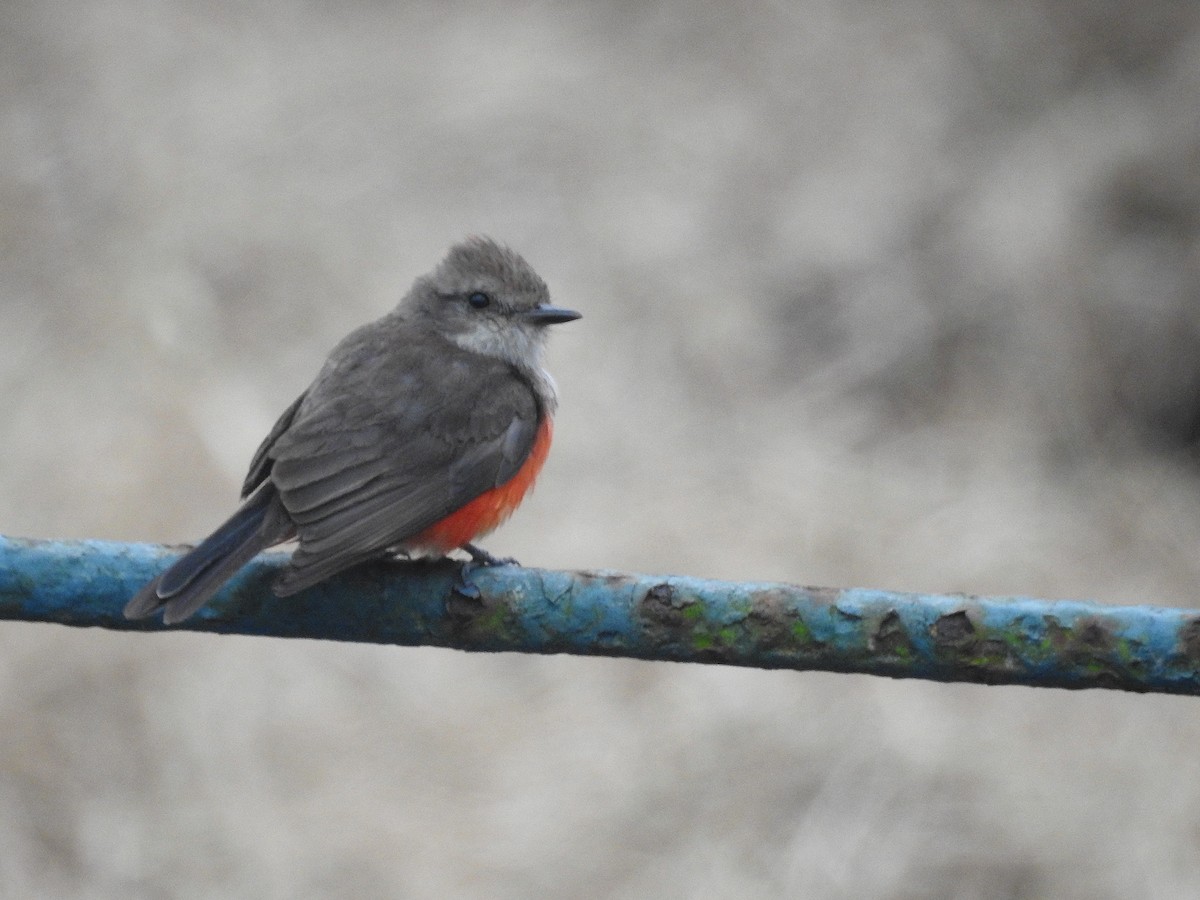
top-left (407, 415), bottom-right (554, 553)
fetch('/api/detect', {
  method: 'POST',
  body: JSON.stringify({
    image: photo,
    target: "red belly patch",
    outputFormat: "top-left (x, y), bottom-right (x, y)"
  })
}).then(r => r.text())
top-left (408, 416), bottom-right (553, 554)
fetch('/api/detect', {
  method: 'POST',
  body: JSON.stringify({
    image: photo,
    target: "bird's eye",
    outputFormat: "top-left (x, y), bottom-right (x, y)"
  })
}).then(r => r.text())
top-left (467, 291), bottom-right (491, 309)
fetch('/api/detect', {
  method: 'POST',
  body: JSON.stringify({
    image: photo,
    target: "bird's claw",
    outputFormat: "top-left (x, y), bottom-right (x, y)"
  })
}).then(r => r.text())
top-left (454, 543), bottom-right (519, 597)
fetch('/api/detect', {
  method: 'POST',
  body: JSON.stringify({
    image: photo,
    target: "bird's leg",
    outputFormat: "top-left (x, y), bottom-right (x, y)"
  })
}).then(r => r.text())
top-left (454, 543), bottom-right (519, 598)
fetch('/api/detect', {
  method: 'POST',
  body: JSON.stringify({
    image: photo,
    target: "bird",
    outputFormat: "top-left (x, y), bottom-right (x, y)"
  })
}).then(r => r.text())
top-left (124, 236), bottom-right (580, 624)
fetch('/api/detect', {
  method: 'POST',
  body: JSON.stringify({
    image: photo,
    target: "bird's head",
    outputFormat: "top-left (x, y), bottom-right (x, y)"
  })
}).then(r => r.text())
top-left (406, 236), bottom-right (580, 368)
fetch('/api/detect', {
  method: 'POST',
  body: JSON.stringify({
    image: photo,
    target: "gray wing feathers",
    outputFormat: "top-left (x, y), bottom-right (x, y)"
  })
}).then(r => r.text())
top-left (275, 452), bottom-right (393, 515)
top-left (256, 339), bottom-right (541, 596)
top-left (273, 481), bottom-right (448, 595)
top-left (242, 391), bottom-right (307, 499)
top-left (450, 417), bottom-right (533, 493)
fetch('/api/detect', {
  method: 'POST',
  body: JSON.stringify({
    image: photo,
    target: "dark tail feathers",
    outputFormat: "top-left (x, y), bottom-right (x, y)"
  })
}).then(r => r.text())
top-left (124, 484), bottom-right (289, 624)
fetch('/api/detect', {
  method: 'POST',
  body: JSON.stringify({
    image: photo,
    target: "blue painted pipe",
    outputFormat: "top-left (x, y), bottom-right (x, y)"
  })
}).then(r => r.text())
top-left (1, 535), bottom-right (1198, 695)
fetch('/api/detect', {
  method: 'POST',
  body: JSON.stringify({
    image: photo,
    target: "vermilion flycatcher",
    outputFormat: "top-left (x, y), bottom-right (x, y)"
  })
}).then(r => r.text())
top-left (125, 237), bottom-right (580, 624)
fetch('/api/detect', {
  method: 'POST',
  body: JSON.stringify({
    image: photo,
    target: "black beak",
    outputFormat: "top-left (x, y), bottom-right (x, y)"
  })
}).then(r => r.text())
top-left (523, 304), bottom-right (582, 325)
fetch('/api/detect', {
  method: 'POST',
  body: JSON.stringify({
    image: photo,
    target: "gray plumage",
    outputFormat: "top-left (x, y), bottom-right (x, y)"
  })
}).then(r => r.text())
top-left (125, 237), bottom-right (579, 624)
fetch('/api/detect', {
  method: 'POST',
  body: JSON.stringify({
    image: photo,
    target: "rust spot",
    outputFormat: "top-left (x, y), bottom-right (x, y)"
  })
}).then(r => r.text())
top-left (1040, 614), bottom-right (1128, 684)
top-left (747, 589), bottom-right (802, 650)
top-left (933, 611), bottom-right (976, 649)
top-left (637, 582), bottom-right (697, 633)
top-left (1181, 618), bottom-right (1200, 661)
top-left (872, 610), bottom-right (913, 656)
top-left (647, 582), bottom-right (674, 605)
top-left (1044, 615), bottom-right (1116, 657)
top-left (442, 589), bottom-right (521, 647)
top-left (977, 639), bottom-right (1011, 665)
top-left (578, 570), bottom-right (640, 588)
top-left (1043, 617), bottom-right (1070, 650)
top-left (634, 583), bottom-right (748, 664)
top-left (1076, 618), bottom-right (1115, 651)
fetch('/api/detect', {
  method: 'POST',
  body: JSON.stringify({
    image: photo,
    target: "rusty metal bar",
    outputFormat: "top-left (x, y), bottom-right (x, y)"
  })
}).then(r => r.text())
top-left (1, 535), bottom-right (1198, 695)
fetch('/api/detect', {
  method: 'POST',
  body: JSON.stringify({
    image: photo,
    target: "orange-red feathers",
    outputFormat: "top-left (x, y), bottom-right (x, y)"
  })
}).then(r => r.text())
top-left (409, 416), bottom-right (553, 554)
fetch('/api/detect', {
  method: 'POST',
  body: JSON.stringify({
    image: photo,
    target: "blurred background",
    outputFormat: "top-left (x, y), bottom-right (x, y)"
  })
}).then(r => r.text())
top-left (3, 0), bottom-right (1200, 896)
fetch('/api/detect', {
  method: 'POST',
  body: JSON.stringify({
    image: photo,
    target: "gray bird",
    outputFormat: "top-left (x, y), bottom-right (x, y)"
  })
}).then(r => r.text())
top-left (125, 237), bottom-right (580, 624)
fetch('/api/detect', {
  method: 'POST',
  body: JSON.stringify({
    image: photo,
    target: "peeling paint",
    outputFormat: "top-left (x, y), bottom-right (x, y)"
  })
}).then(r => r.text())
top-left (2, 537), bottom-right (1200, 695)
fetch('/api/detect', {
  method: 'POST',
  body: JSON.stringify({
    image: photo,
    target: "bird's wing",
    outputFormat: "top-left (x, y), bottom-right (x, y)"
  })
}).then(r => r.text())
top-left (241, 391), bottom-right (307, 499)
top-left (262, 337), bottom-right (540, 594)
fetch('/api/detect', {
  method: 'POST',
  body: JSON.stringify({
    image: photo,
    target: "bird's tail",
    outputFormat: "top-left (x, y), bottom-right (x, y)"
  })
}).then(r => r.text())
top-left (124, 484), bottom-right (290, 624)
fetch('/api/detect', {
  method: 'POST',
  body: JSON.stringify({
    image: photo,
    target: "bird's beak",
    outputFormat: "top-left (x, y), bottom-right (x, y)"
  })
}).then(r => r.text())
top-left (523, 304), bottom-right (582, 325)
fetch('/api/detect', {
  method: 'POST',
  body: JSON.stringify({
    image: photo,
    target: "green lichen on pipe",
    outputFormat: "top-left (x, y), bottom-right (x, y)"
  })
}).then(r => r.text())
top-left (1, 535), bottom-right (1199, 695)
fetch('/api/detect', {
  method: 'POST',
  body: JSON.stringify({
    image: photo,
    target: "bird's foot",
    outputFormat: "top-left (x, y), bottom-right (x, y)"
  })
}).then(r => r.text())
top-left (454, 543), bottom-right (519, 598)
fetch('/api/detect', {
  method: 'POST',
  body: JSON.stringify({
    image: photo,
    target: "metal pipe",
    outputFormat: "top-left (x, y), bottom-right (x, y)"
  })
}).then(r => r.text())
top-left (2, 535), bottom-right (1197, 695)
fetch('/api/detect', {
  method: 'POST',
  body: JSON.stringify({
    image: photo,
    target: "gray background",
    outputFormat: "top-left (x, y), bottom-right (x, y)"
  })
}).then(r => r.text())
top-left (4, 1), bottom-right (1200, 896)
